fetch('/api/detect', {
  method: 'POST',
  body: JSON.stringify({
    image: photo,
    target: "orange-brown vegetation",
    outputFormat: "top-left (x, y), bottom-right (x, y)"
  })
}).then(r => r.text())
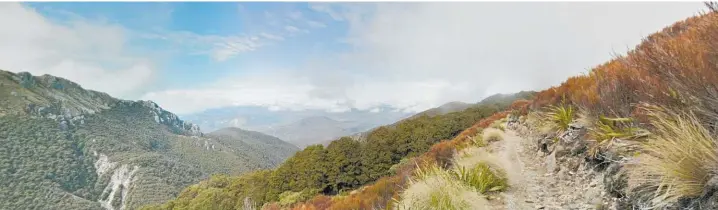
top-left (532, 12), bottom-right (718, 121)
top-left (285, 108), bottom-right (519, 210)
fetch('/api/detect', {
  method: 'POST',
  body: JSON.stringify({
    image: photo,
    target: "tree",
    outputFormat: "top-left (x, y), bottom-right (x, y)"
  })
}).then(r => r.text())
top-left (325, 137), bottom-right (363, 193)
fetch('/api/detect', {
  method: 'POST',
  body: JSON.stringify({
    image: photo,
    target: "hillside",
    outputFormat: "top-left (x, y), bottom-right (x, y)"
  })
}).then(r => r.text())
top-left (140, 90), bottom-right (535, 210)
top-left (207, 128), bottom-right (299, 167)
top-left (0, 70), bottom-right (298, 210)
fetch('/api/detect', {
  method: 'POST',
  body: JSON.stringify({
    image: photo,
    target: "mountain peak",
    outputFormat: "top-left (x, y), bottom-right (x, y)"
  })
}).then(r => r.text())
top-left (1, 70), bottom-right (202, 136)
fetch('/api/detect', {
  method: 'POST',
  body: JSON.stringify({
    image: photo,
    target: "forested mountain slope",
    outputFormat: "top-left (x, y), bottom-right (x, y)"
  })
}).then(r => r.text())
top-left (141, 90), bottom-right (535, 210)
top-left (0, 70), bottom-right (297, 210)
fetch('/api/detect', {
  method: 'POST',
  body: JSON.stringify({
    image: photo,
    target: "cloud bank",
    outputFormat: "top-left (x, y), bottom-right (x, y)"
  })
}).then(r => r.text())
top-left (144, 2), bottom-right (705, 114)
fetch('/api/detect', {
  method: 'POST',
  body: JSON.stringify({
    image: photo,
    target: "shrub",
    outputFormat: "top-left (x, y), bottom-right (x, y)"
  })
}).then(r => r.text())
top-left (483, 130), bottom-right (503, 142)
top-left (422, 140), bottom-right (457, 169)
top-left (627, 106), bottom-right (718, 208)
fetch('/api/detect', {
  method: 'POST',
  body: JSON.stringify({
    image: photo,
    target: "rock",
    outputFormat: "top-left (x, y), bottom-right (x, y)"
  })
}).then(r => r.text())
top-left (546, 151), bottom-right (560, 173)
top-left (566, 158), bottom-right (581, 172)
top-left (537, 136), bottom-right (554, 154)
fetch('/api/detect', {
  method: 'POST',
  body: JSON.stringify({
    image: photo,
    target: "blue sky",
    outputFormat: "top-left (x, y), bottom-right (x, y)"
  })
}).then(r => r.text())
top-left (25, 2), bottom-right (349, 90)
top-left (0, 2), bottom-right (706, 114)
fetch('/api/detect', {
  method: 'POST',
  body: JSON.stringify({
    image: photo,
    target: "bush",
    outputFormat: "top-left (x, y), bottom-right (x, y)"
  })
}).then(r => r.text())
top-left (627, 106), bottom-right (718, 208)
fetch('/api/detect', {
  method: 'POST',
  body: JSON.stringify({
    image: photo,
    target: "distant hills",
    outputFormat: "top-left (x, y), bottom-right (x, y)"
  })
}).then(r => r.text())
top-left (182, 105), bottom-right (414, 147)
top-left (0, 70), bottom-right (298, 210)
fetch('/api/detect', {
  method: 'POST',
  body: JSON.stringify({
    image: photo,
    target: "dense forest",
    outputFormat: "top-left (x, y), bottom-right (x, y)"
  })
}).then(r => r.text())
top-left (141, 92), bottom-right (535, 209)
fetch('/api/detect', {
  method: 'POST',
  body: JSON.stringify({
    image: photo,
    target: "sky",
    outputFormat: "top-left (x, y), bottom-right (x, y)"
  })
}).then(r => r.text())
top-left (0, 2), bottom-right (707, 115)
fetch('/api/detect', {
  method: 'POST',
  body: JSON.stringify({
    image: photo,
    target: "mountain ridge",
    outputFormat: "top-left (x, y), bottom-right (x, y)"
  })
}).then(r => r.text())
top-left (0, 70), bottom-right (298, 210)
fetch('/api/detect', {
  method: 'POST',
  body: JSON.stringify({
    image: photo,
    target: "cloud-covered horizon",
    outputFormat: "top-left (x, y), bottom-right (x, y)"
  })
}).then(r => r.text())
top-left (0, 2), bottom-right (707, 114)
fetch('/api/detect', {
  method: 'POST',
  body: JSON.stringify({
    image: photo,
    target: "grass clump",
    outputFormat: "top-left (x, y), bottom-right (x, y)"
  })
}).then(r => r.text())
top-left (472, 135), bottom-right (486, 147)
top-left (450, 162), bottom-right (508, 194)
top-left (483, 129), bottom-right (503, 142)
top-left (546, 103), bottom-right (575, 133)
top-left (627, 106), bottom-right (718, 208)
top-left (395, 164), bottom-right (491, 210)
top-left (587, 115), bottom-right (650, 159)
top-left (491, 120), bottom-right (506, 131)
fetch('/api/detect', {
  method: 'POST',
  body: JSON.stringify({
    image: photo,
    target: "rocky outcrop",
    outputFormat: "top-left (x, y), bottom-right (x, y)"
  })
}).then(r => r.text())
top-left (116, 100), bottom-right (202, 136)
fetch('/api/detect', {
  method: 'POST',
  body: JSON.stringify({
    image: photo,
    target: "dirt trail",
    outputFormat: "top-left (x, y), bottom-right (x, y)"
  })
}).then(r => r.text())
top-left (477, 129), bottom-right (606, 210)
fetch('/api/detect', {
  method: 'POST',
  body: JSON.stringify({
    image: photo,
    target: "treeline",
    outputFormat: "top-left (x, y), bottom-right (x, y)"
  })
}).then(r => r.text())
top-left (141, 92), bottom-right (535, 210)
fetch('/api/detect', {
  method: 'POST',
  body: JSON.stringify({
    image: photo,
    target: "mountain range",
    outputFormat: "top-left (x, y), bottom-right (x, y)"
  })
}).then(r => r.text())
top-left (181, 105), bottom-right (414, 147)
top-left (0, 70), bottom-right (298, 210)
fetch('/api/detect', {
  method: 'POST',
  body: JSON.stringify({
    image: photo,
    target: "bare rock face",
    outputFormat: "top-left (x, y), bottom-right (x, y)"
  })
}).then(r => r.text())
top-left (117, 100), bottom-right (202, 136)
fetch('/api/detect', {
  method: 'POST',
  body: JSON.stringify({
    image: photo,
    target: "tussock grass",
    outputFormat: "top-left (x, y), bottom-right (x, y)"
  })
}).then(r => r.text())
top-left (546, 103), bottom-right (575, 133)
top-left (450, 163), bottom-right (508, 194)
top-left (587, 115), bottom-right (650, 159)
top-left (395, 164), bottom-right (488, 210)
top-left (627, 106), bottom-right (718, 208)
top-left (472, 135), bottom-right (486, 147)
top-left (489, 119), bottom-right (507, 131)
top-left (483, 129), bottom-right (503, 142)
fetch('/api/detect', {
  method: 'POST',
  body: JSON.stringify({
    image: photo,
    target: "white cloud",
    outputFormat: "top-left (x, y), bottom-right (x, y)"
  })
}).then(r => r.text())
top-left (307, 20), bottom-right (327, 28)
top-left (146, 2), bottom-right (706, 114)
top-left (287, 10), bottom-right (303, 20)
top-left (139, 30), bottom-right (265, 62)
top-left (284, 25), bottom-right (300, 33)
top-left (0, 3), bottom-right (156, 98)
top-left (260, 32), bottom-right (285, 41)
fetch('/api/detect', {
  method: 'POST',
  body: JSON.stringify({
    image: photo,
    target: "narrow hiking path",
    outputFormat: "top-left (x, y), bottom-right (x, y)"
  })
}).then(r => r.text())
top-left (473, 129), bottom-right (608, 210)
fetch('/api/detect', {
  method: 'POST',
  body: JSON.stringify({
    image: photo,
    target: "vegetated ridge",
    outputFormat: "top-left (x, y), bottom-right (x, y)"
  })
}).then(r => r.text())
top-left (0, 70), bottom-right (298, 210)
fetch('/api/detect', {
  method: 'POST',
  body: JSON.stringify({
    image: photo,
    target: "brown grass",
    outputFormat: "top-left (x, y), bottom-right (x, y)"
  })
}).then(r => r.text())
top-left (627, 105), bottom-right (718, 208)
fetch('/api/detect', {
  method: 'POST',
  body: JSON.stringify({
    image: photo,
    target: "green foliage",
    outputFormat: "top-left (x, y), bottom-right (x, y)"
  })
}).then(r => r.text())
top-left (0, 116), bottom-right (102, 210)
top-left (587, 116), bottom-right (650, 158)
top-left (278, 189), bottom-right (320, 207)
top-left (450, 163), bottom-right (508, 194)
top-left (547, 103), bottom-right (575, 133)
